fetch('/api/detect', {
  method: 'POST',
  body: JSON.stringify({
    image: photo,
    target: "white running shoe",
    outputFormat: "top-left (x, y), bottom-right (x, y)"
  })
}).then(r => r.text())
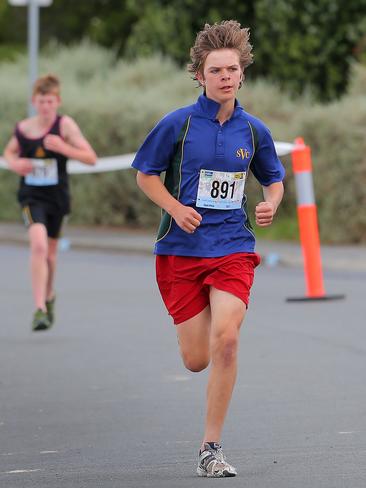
top-left (196, 442), bottom-right (237, 477)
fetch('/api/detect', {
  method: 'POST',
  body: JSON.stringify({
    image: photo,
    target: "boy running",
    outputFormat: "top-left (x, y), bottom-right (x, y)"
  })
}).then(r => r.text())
top-left (132, 21), bottom-right (285, 477)
top-left (3, 74), bottom-right (97, 331)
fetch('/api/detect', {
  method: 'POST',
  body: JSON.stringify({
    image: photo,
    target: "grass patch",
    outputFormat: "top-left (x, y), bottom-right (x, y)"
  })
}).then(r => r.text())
top-left (254, 215), bottom-right (299, 241)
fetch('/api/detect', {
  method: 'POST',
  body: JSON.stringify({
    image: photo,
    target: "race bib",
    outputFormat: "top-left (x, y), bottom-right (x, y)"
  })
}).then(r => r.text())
top-left (196, 169), bottom-right (246, 210)
top-left (25, 158), bottom-right (59, 186)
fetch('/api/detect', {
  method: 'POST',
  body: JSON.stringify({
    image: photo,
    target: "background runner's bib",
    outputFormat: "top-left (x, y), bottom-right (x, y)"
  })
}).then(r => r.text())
top-left (25, 158), bottom-right (59, 186)
top-left (196, 169), bottom-right (246, 210)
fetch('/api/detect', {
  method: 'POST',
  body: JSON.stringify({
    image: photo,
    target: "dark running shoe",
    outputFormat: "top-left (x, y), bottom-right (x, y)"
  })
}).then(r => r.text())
top-left (46, 296), bottom-right (56, 326)
top-left (197, 442), bottom-right (237, 477)
top-left (32, 309), bottom-right (51, 331)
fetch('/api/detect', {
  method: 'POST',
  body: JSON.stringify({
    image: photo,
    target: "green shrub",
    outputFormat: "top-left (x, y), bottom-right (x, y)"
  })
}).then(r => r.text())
top-left (0, 43), bottom-right (365, 242)
top-left (298, 95), bottom-right (366, 243)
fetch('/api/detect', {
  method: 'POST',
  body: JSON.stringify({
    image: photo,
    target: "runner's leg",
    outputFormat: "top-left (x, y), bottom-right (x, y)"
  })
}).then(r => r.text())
top-left (29, 223), bottom-right (49, 312)
top-left (46, 237), bottom-right (58, 302)
top-left (176, 306), bottom-right (211, 372)
top-left (203, 287), bottom-right (246, 444)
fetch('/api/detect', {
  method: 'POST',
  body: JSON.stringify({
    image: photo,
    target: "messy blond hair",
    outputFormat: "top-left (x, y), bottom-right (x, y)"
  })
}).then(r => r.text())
top-left (187, 20), bottom-right (253, 80)
top-left (32, 74), bottom-right (60, 97)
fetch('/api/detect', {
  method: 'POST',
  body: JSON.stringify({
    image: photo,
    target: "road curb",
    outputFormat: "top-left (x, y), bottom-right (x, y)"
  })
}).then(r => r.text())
top-left (1, 223), bottom-right (366, 273)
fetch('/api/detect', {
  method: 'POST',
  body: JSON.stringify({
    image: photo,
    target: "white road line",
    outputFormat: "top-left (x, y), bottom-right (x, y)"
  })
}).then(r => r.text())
top-left (2, 469), bottom-right (42, 474)
top-left (164, 374), bottom-right (191, 382)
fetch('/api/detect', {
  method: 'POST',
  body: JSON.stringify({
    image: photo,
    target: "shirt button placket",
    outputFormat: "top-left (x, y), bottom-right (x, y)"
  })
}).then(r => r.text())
top-left (216, 128), bottom-right (224, 158)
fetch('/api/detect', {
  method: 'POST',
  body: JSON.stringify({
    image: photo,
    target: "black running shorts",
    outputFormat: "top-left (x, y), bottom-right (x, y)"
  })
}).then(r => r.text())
top-left (22, 204), bottom-right (65, 239)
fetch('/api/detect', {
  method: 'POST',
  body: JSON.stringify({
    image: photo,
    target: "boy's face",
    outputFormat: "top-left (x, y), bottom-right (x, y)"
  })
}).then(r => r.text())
top-left (32, 92), bottom-right (61, 119)
top-left (197, 48), bottom-right (242, 104)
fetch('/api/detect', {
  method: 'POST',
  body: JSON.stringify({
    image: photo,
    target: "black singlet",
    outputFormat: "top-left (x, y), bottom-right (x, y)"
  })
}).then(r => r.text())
top-left (15, 115), bottom-right (70, 214)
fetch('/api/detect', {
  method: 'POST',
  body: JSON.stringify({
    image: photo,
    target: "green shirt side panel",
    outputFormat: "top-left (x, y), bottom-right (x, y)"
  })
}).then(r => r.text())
top-left (156, 116), bottom-right (191, 242)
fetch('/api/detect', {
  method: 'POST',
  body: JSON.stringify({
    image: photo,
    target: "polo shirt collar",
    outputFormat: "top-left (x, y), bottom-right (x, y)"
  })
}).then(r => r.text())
top-left (195, 94), bottom-right (243, 120)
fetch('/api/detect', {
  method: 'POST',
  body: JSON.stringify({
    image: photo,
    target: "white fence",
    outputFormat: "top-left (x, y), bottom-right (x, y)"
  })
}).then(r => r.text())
top-left (0, 142), bottom-right (295, 173)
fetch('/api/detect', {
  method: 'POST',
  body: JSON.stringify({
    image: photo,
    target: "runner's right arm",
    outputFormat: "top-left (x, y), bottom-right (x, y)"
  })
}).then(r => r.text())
top-left (44, 116), bottom-right (97, 165)
top-left (3, 136), bottom-right (33, 176)
top-left (136, 172), bottom-right (201, 234)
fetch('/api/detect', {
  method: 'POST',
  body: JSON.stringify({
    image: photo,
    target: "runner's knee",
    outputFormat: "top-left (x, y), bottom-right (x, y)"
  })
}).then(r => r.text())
top-left (31, 240), bottom-right (48, 258)
top-left (211, 332), bottom-right (239, 367)
top-left (181, 351), bottom-right (210, 372)
top-left (47, 252), bottom-right (56, 267)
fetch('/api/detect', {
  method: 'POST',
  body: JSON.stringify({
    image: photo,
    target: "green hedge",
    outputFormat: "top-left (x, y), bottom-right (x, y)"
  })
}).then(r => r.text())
top-left (0, 43), bottom-right (365, 243)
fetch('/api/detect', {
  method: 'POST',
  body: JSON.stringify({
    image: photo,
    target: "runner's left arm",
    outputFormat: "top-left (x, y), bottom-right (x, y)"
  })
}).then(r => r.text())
top-left (248, 119), bottom-right (285, 228)
top-left (44, 116), bottom-right (97, 165)
top-left (255, 181), bottom-right (284, 227)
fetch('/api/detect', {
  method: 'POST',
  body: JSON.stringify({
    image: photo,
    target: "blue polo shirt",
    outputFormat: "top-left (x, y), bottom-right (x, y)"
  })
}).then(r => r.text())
top-left (132, 94), bottom-right (285, 257)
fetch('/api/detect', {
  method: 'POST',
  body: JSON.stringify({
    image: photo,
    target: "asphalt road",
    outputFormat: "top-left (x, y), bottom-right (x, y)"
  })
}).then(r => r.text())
top-left (0, 244), bottom-right (365, 488)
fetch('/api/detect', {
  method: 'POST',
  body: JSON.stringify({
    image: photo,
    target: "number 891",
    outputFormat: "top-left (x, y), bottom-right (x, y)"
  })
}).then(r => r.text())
top-left (210, 180), bottom-right (235, 199)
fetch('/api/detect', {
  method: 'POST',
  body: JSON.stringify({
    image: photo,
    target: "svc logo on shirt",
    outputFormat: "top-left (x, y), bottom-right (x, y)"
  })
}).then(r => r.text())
top-left (35, 146), bottom-right (46, 158)
top-left (236, 148), bottom-right (251, 160)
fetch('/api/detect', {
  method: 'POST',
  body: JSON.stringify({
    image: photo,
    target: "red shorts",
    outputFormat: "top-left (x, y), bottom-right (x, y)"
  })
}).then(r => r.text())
top-left (156, 252), bottom-right (261, 325)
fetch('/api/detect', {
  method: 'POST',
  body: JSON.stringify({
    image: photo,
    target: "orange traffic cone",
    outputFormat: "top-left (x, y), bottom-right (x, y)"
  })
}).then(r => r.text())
top-left (286, 138), bottom-right (345, 302)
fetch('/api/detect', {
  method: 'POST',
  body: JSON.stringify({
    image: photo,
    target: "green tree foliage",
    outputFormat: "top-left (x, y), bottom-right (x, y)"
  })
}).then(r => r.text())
top-left (118, 0), bottom-right (366, 99)
top-left (0, 0), bottom-right (365, 99)
top-left (125, 0), bottom-right (253, 65)
top-left (254, 0), bottom-right (366, 101)
top-left (0, 0), bottom-right (137, 51)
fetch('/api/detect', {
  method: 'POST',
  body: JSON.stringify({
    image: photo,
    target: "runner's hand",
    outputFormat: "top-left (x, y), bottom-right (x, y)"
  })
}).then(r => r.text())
top-left (171, 204), bottom-right (202, 233)
top-left (255, 201), bottom-right (275, 227)
top-left (44, 134), bottom-right (68, 154)
top-left (12, 158), bottom-right (33, 176)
